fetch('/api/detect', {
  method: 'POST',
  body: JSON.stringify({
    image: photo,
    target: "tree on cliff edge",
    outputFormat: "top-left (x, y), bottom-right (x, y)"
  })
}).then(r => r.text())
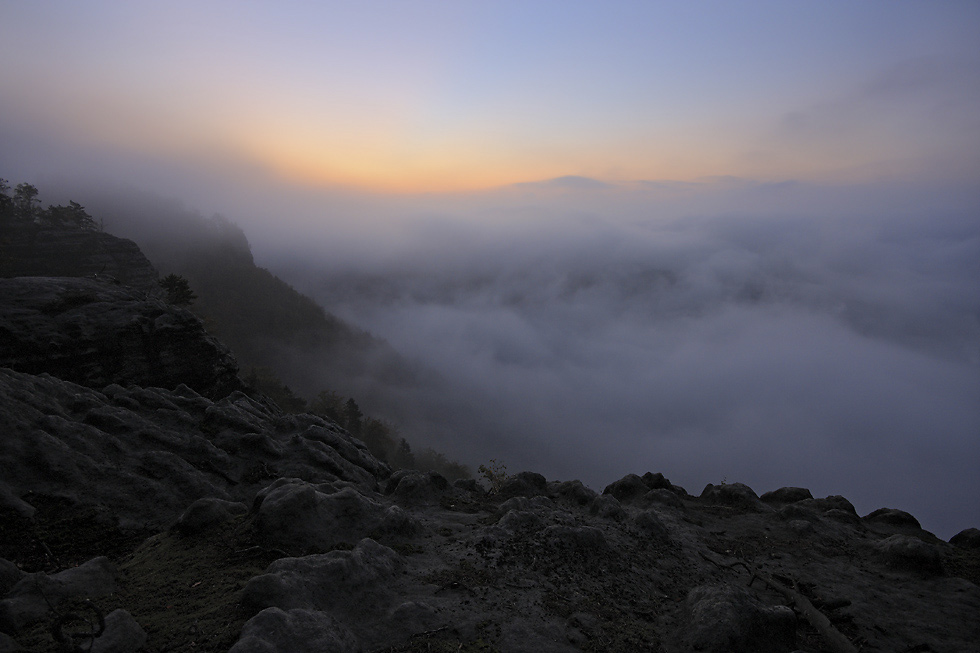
top-left (12, 183), bottom-right (40, 222)
top-left (0, 179), bottom-right (11, 214)
top-left (159, 273), bottom-right (198, 306)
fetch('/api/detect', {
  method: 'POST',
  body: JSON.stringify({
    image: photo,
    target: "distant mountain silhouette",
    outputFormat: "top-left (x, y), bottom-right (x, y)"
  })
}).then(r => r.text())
top-left (514, 175), bottom-right (613, 190)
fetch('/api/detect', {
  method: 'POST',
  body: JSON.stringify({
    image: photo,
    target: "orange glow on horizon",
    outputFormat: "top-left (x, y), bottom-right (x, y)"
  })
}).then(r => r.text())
top-left (235, 130), bottom-right (738, 194)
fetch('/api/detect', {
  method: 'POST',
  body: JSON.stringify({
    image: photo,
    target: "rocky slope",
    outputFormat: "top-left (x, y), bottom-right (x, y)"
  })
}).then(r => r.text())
top-left (0, 274), bottom-right (978, 652)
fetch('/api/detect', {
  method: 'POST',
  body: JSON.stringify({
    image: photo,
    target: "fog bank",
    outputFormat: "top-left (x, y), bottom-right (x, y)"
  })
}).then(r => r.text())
top-left (17, 175), bottom-right (980, 539)
top-left (262, 181), bottom-right (979, 539)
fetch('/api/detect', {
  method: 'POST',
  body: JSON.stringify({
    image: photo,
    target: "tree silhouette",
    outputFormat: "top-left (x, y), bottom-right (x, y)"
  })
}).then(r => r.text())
top-left (159, 273), bottom-right (197, 306)
top-left (0, 179), bottom-right (11, 214)
top-left (344, 398), bottom-right (363, 436)
top-left (393, 438), bottom-right (416, 469)
top-left (44, 201), bottom-right (100, 230)
top-left (13, 183), bottom-right (40, 221)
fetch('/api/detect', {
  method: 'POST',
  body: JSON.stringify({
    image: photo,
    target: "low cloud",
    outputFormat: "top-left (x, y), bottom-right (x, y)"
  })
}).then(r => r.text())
top-left (12, 165), bottom-right (980, 540)
top-left (266, 182), bottom-right (979, 539)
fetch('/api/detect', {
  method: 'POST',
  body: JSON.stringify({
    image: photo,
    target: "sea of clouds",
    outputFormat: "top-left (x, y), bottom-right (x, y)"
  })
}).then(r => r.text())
top-left (254, 179), bottom-right (979, 539)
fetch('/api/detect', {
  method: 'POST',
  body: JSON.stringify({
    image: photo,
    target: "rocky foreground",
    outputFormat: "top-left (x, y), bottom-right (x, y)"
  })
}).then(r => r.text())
top-left (1, 275), bottom-right (978, 653)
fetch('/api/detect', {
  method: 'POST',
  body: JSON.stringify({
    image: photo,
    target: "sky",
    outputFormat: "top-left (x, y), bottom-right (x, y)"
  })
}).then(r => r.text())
top-left (1, 2), bottom-right (979, 538)
top-left (2, 1), bottom-right (979, 194)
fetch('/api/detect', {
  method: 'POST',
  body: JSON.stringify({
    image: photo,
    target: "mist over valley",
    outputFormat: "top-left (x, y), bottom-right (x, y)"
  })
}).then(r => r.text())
top-left (264, 181), bottom-right (979, 541)
top-left (35, 178), bottom-right (978, 541)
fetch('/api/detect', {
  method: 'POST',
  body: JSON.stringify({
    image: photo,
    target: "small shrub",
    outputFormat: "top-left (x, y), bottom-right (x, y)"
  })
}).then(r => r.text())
top-left (478, 459), bottom-right (508, 494)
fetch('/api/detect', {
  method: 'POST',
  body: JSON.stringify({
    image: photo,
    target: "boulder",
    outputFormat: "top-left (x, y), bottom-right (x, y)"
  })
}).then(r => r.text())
top-left (823, 509), bottom-right (863, 527)
top-left (452, 478), bottom-right (483, 494)
top-left (174, 498), bottom-right (248, 535)
top-left (230, 608), bottom-right (359, 653)
top-left (949, 527), bottom-right (980, 549)
top-left (807, 495), bottom-right (857, 515)
top-left (602, 473), bottom-right (648, 503)
top-left (90, 609), bottom-right (147, 653)
top-left (681, 584), bottom-right (796, 653)
top-left (642, 488), bottom-right (684, 509)
top-left (640, 472), bottom-right (674, 491)
top-left (0, 557), bottom-right (116, 634)
top-left (589, 494), bottom-right (625, 520)
top-left (874, 535), bottom-right (942, 575)
top-left (551, 480), bottom-right (597, 506)
top-left (700, 483), bottom-right (772, 513)
top-left (497, 471), bottom-right (548, 499)
top-left (241, 539), bottom-right (403, 618)
top-left (863, 508), bottom-right (922, 530)
top-left (385, 470), bottom-right (450, 505)
top-left (760, 487), bottom-right (813, 504)
top-left (253, 480), bottom-right (416, 552)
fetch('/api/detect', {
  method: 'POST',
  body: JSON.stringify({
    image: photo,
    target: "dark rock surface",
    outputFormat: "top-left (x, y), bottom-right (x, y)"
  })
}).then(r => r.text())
top-left (760, 486), bottom-right (814, 504)
top-left (0, 222), bottom-right (159, 292)
top-left (0, 276), bottom-right (241, 398)
top-left (863, 507), bottom-right (922, 531)
top-left (683, 584), bottom-right (796, 653)
top-left (700, 481), bottom-right (774, 513)
top-left (950, 527), bottom-right (980, 549)
top-left (229, 608), bottom-right (358, 653)
top-left (0, 366), bottom-right (385, 530)
top-left (0, 557), bottom-right (116, 634)
top-left (90, 609), bottom-right (147, 653)
top-left (1, 276), bottom-right (978, 652)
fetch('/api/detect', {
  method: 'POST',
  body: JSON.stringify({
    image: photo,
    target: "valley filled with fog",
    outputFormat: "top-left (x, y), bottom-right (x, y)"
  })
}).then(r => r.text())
top-left (248, 181), bottom-right (980, 540)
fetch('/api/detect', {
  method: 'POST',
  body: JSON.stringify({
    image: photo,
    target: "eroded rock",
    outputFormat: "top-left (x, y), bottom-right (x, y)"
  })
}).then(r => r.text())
top-left (0, 557), bottom-right (116, 634)
top-left (174, 498), bottom-right (248, 535)
top-left (760, 487), bottom-right (813, 504)
top-left (253, 480), bottom-right (401, 552)
top-left (0, 277), bottom-right (241, 398)
top-left (241, 539), bottom-right (403, 618)
top-left (681, 583), bottom-right (796, 653)
top-left (229, 608), bottom-right (358, 653)
top-left (90, 609), bottom-right (147, 653)
top-left (700, 482), bottom-right (773, 513)
top-left (874, 534), bottom-right (942, 574)
top-left (863, 507), bottom-right (922, 531)
top-left (950, 527), bottom-right (980, 549)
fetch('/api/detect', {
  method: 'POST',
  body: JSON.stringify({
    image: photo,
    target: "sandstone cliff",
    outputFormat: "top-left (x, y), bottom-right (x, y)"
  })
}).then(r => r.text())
top-left (0, 221), bottom-right (159, 292)
top-left (0, 277), bottom-right (240, 399)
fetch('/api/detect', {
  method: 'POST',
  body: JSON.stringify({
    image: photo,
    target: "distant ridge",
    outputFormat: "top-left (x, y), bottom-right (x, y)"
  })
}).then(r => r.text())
top-left (515, 175), bottom-right (613, 190)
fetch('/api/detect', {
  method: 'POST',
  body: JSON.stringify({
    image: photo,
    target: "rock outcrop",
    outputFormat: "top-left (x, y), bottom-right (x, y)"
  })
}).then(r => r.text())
top-left (1, 272), bottom-right (978, 652)
top-left (0, 276), bottom-right (240, 398)
top-left (0, 222), bottom-right (159, 292)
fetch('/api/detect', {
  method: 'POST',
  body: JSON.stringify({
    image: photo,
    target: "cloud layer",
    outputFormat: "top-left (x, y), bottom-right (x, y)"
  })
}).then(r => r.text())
top-left (264, 181), bottom-right (979, 539)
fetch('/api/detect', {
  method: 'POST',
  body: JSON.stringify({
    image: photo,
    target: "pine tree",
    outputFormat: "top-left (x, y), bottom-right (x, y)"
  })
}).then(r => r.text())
top-left (12, 183), bottom-right (40, 221)
top-left (344, 398), bottom-right (363, 436)
top-left (158, 274), bottom-right (197, 306)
